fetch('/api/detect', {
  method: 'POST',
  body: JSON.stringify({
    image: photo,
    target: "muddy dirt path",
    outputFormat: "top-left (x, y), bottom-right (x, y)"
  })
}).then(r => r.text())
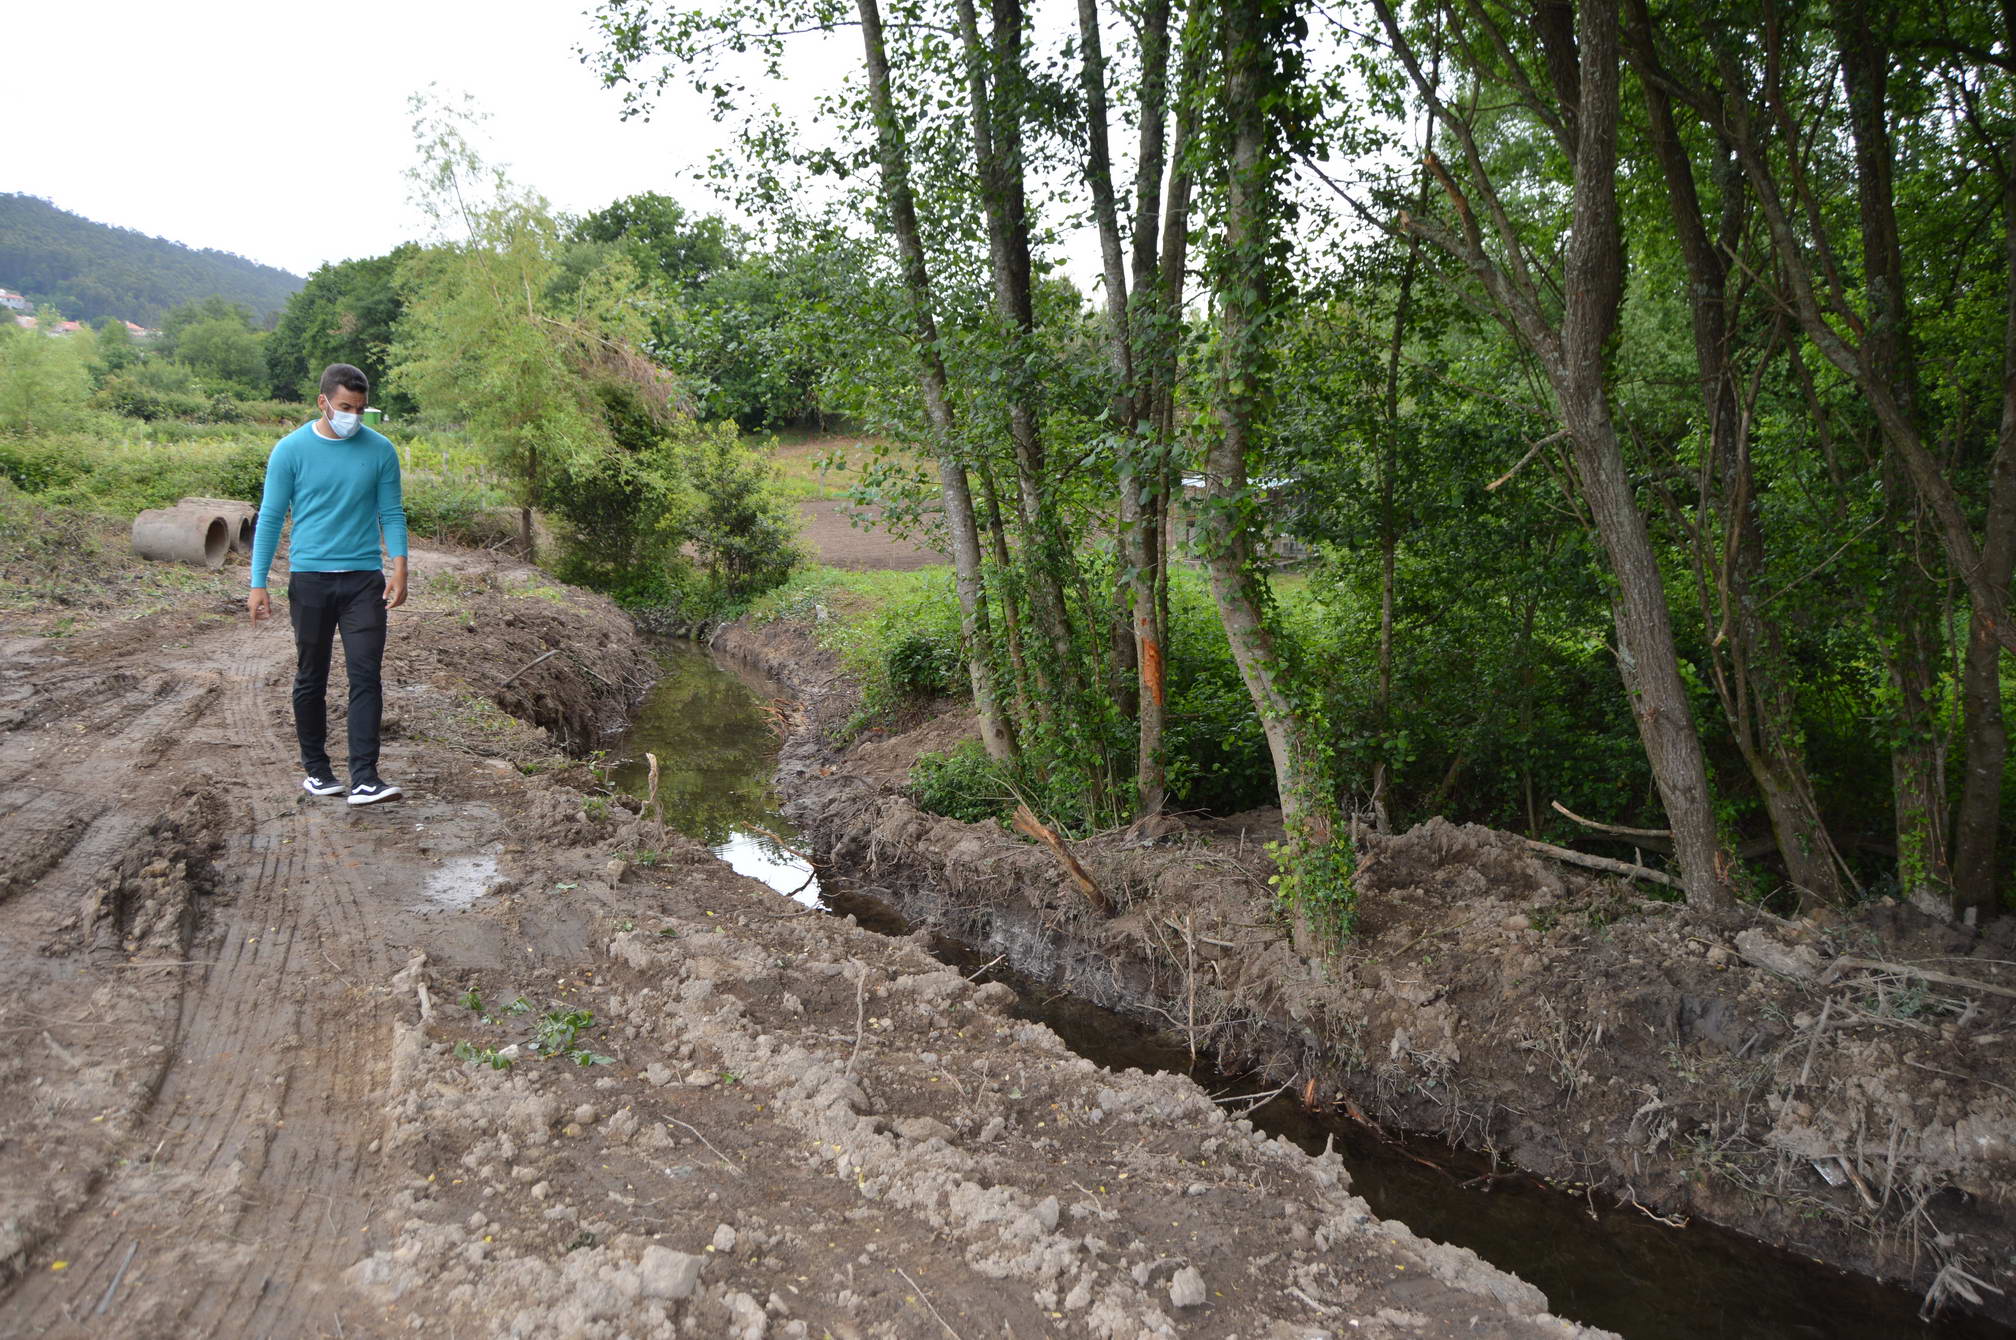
top-left (0, 611), bottom-right (394, 1334)
top-left (0, 540), bottom-right (1606, 1338)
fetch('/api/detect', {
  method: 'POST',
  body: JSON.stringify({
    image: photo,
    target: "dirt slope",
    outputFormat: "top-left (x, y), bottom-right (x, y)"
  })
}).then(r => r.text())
top-left (0, 538), bottom-right (1602, 1338)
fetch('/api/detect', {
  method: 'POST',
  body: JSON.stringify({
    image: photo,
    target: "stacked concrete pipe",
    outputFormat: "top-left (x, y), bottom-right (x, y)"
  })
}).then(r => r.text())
top-left (178, 496), bottom-right (259, 554)
top-left (131, 507), bottom-right (233, 569)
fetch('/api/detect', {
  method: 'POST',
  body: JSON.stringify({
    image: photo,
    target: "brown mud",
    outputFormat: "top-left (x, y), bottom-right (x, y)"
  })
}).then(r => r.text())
top-left (0, 529), bottom-right (1602, 1338)
top-left (716, 612), bottom-right (2016, 1332)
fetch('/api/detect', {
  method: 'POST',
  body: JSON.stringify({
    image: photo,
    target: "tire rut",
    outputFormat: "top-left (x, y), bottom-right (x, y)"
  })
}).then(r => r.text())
top-left (3, 624), bottom-right (402, 1338)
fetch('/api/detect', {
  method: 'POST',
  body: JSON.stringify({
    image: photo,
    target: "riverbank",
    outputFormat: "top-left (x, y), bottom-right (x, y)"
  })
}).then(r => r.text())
top-left (0, 514), bottom-right (1599, 1337)
top-left (716, 600), bottom-right (2016, 1331)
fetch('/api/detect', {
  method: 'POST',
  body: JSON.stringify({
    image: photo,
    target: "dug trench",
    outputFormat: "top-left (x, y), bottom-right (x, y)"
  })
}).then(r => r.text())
top-left (0, 536), bottom-right (1611, 1339)
top-left (716, 614), bottom-right (2016, 1336)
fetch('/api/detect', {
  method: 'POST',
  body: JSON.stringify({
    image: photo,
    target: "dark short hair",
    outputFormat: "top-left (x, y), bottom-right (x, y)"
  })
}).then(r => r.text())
top-left (320, 363), bottom-right (369, 398)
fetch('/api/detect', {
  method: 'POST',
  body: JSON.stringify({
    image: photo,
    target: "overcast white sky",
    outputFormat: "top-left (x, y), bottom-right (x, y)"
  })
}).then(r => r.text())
top-left (4, 0), bottom-right (819, 276)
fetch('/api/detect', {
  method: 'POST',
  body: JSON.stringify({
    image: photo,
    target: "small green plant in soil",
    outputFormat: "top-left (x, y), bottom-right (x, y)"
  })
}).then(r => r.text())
top-left (454, 1040), bottom-right (513, 1071)
top-left (533, 1008), bottom-right (615, 1066)
top-left (453, 996), bottom-right (610, 1070)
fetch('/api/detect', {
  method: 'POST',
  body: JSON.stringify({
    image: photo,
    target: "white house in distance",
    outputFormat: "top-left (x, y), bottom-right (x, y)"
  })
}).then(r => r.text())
top-left (7, 311), bottom-right (158, 337)
top-left (0, 290), bottom-right (31, 313)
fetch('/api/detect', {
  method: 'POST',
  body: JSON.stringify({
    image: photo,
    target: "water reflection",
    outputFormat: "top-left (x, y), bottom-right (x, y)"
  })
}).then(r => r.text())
top-left (609, 642), bottom-right (822, 905)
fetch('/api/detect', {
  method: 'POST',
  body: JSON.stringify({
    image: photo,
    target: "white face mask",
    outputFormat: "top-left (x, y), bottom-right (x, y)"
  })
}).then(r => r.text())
top-left (327, 407), bottom-right (362, 438)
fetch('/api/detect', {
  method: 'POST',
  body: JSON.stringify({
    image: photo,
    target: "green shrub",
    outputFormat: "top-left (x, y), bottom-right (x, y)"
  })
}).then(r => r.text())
top-left (9, 430), bottom-right (278, 515)
top-left (91, 375), bottom-right (212, 423)
top-left (886, 631), bottom-right (960, 698)
top-left (403, 472), bottom-right (514, 546)
top-left (0, 435), bottom-right (87, 493)
top-left (908, 740), bottom-right (1010, 824)
top-left (213, 441), bottom-right (271, 504)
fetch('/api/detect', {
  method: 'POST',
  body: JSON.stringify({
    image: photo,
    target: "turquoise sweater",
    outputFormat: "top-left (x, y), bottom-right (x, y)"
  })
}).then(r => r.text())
top-left (249, 421), bottom-right (409, 588)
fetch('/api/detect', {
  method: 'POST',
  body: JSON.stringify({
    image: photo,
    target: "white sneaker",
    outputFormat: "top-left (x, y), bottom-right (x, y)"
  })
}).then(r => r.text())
top-left (347, 780), bottom-right (403, 806)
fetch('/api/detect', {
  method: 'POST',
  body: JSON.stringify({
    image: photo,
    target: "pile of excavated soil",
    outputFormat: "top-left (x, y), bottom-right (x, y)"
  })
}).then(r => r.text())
top-left (717, 612), bottom-right (2016, 1329)
top-left (0, 540), bottom-right (1601, 1337)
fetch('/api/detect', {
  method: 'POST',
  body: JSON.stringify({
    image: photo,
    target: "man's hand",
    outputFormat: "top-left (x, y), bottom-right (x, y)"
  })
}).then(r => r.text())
top-left (385, 556), bottom-right (409, 610)
top-left (248, 588), bottom-right (271, 625)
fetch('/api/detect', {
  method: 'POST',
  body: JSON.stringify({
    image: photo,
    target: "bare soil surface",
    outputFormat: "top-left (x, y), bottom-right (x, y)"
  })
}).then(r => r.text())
top-left (0, 524), bottom-right (1600, 1338)
top-left (794, 501), bottom-right (949, 573)
top-left (717, 613), bottom-right (2016, 1332)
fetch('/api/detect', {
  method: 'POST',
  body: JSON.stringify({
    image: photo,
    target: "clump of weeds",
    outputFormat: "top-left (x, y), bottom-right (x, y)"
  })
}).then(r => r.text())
top-left (452, 992), bottom-right (612, 1069)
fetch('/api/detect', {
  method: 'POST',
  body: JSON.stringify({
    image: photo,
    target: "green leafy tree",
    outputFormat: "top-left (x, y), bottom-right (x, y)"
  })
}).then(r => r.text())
top-left (571, 192), bottom-right (736, 293)
top-left (267, 248), bottom-right (415, 407)
top-left (158, 296), bottom-right (257, 359)
top-left (176, 316), bottom-right (267, 394)
top-left (392, 94), bottom-right (798, 607)
top-left (92, 317), bottom-right (136, 376)
top-left (0, 308), bottom-right (95, 434)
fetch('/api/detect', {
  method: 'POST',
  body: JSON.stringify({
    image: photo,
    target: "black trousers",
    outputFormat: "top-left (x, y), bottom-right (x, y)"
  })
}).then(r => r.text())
top-left (288, 570), bottom-right (387, 780)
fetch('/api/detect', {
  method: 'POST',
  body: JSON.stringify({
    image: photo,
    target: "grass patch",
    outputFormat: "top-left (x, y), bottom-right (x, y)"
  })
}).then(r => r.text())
top-left (0, 483), bottom-right (240, 626)
top-left (410, 689), bottom-right (567, 773)
top-left (755, 431), bottom-right (919, 502)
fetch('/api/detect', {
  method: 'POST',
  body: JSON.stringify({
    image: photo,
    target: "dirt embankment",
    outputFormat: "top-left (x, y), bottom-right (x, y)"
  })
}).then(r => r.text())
top-left (717, 613), bottom-right (2016, 1328)
top-left (0, 532), bottom-right (1601, 1338)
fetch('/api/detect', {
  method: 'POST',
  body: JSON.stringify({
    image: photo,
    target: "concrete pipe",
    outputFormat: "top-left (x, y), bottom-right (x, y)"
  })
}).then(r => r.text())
top-left (132, 508), bottom-right (231, 569)
top-left (178, 496), bottom-right (258, 553)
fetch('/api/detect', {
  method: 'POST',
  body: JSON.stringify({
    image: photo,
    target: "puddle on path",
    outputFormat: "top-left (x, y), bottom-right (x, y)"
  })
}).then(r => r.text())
top-left (620, 639), bottom-right (2014, 1340)
top-left (418, 850), bottom-right (501, 910)
top-left (609, 641), bottom-right (821, 906)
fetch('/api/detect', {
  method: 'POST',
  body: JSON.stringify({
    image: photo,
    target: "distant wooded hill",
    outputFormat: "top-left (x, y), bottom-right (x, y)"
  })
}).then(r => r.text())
top-left (0, 194), bottom-right (303, 327)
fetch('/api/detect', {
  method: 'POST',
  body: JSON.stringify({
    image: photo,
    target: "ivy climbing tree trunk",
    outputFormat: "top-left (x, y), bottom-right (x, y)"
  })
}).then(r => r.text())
top-left (854, 0), bottom-right (1018, 767)
top-left (953, 0), bottom-right (1083, 717)
top-left (1201, 0), bottom-right (1335, 860)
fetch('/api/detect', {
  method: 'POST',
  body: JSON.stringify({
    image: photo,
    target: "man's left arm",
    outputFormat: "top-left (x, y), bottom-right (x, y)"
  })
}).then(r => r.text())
top-left (386, 553), bottom-right (409, 609)
top-left (379, 444), bottom-right (410, 609)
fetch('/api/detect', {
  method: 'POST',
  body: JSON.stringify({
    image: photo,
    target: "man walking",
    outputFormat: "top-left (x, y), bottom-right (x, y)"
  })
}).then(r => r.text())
top-left (247, 363), bottom-right (409, 805)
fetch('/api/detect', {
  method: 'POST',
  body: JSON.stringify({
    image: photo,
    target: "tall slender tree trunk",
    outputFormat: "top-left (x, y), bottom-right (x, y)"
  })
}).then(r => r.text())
top-left (1838, 0), bottom-right (1953, 910)
top-left (1542, 0), bottom-right (1730, 909)
top-left (1881, 497), bottom-right (1953, 911)
top-left (1376, 0), bottom-right (1730, 907)
top-left (1630, 45), bottom-right (1844, 903)
top-left (953, 0), bottom-right (1081, 704)
top-left (1079, 0), bottom-right (1142, 721)
top-left (1202, 0), bottom-right (1332, 849)
top-left (1954, 149), bottom-right (2016, 919)
top-left (1373, 140), bottom-right (1433, 835)
top-left (977, 460), bottom-right (1037, 728)
top-left (854, 0), bottom-right (1018, 766)
top-left (1131, 19), bottom-right (1201, 821)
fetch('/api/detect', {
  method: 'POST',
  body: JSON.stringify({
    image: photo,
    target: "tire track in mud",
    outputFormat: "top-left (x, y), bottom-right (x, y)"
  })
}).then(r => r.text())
top-left (0, 790), bottom-right (92, 906)
top-left (4, 622), bottom-right (405, 1337)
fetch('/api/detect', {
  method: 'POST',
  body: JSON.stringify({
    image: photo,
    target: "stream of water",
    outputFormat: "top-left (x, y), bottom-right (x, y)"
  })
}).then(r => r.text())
top-left (609, 640), bottom-right (2014, 1340)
